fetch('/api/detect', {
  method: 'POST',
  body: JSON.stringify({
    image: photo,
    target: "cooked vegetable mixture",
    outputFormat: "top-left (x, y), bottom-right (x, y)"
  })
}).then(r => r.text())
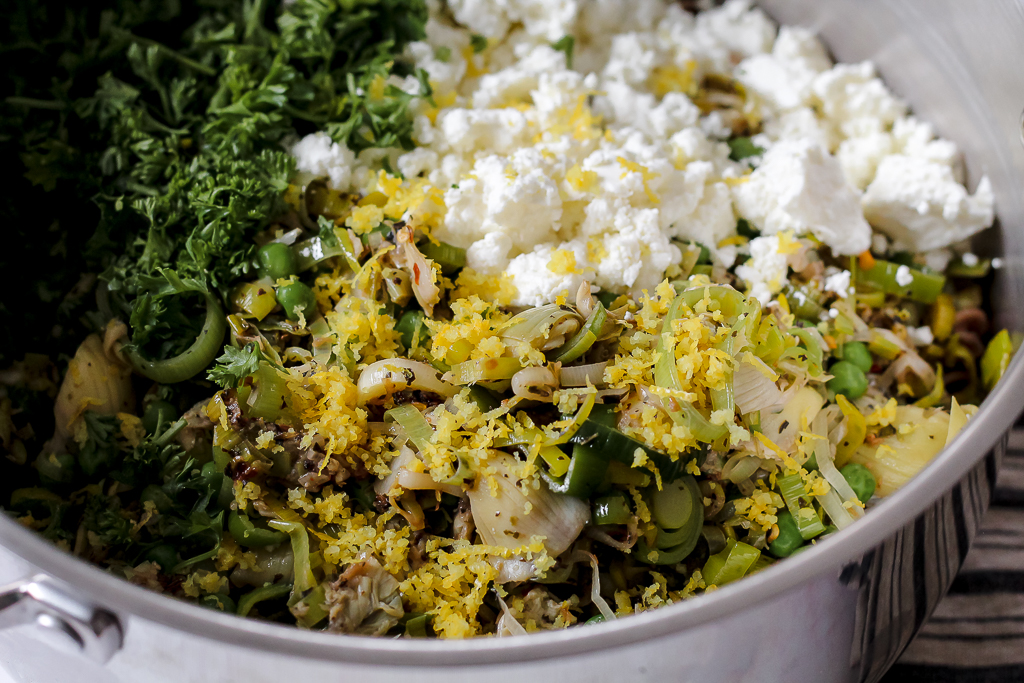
top-left (0, 0), bottom-right (1015, 639)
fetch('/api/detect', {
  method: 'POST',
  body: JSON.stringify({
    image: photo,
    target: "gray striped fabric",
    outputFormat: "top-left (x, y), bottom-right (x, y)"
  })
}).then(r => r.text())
top-left (883, 429), bottom-right (1024, 682)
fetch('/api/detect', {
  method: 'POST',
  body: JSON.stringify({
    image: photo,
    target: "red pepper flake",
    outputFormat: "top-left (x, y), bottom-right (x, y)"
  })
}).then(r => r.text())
top-left (413, 262), bottom-right (421, 284)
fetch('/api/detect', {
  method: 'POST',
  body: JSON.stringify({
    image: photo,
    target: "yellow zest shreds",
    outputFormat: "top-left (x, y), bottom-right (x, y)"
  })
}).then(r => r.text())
top-left (117, 413), bottom-right (145, 447)
top-left (566, 164), bottom-right (599, 193)
top-left (586, 236), bottom-right (608, 264)
top-left (543, 95), bottom-right (603, 143)
top-left (426, 296), bottom-right (511, 364)
top-left (449, 268), bottom-right (517, 308)
top-left (648, 60), bottom-right (698, 97)
top-left (233, 481), bottom-right (263, 511)
top-left (620, 399), bottom-right (696, 457)
top-left (323, 295), bottom-right (402, 366)
top-left (866, 397), bottom-right (898, 427)
top-left (345, 204), bottom-right (384, 235)
top-left (732, 481), bottom-right (784, 533)
top-left (289, 489), bottom-right (412, 575)
top-left (181, 570), bottom-right (229, 598)
top-left (400, 537), bottom-right (553, 638)
top-left (423, 86), bottom-right (458, 125)
top-left (548, 249), bottom-right (582, 275)
top-left (776, 230), bottom-right (801, 255)
top-left (286, 366), bottom-right (368, 461)
top-left (617, 157), bottom-right (660, 204)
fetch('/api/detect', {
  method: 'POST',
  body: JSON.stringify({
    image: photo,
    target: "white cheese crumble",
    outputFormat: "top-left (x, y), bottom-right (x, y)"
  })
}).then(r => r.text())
top-left (823, 270), bottom-right (852, 298)
top-left (287, 0), bottom-right (996, 307)
top-left (734, 235), bottom-right (788, 305)
top-left (908, 326), bottom-right (935, 347)
top-left (731, 139), bottom-right (871, 255)
top-left (862, 156), bottom-right (995, 252)
top-left (895, 265), bottom-right (915, 287)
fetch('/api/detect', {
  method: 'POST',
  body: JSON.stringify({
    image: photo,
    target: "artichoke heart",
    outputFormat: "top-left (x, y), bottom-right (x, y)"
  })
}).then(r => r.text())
top-left (467, 451), bottom-right (589, 558)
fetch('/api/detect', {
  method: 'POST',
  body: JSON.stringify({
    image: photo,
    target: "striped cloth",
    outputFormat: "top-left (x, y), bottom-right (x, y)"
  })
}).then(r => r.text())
top-left (885, 429), bottom-right (1024, 682)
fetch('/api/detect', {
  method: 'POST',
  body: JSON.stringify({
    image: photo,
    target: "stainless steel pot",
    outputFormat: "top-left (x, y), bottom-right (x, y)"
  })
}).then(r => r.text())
top-left (1, 2), bottom-right (1022, 681)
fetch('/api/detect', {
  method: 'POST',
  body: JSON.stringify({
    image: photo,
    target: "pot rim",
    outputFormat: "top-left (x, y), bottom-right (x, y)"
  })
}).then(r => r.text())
top-left (0, 370), bottom-right (1016, 666)
top-left (1, 4), bottom-right (1023, 668)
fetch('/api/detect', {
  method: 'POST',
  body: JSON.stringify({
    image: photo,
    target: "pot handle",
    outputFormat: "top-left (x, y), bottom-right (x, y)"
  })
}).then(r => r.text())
top-left (0, 574), bottom-right (122, 664)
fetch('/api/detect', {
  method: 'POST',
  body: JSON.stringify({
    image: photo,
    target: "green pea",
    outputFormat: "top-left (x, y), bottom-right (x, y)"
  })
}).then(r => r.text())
top-left (768, 510), bottom-right (804, 558)
top-left (827, 360), bottom-right (868, 400)
top-left (199, 593), bottom-right (236, 613)
top-left (841, 463), bottom-right (877, 503)
top-left (140, 484), bottom-right (174, 513)
top-left (275, 282), bottom-right (317, 320)
top-left (145, 544), bottom-right (179, 571)
top-left (585, 615), bottom-right (605, 625)
top-left (257, 242), bottom-right (297, 280)
top-left (142, 400), bottom-right (177, 435)
top-left (839, 342), bottom-right (873, 373)
top-left (228, 510), bottom-right (288, 547)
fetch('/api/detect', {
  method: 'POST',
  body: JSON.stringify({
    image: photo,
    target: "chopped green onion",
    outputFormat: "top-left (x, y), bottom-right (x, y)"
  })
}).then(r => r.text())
top-left (702, 538), bottom-right (761, 585)
top-left (465, 386), bottom-right (500, 412)
top-left (947, 258), bottom-right (991, 278)
top-left (867, 330), bottom-right (902, 360)
top-left (293, 583), bottom-right (328, 628)
top-left (402, 613), bottom-right (434, 637)
top-left (710, 335), bottom-right (735, 415)
top-left (232, 279), bottom-right (277, 320)
top-left (267, 518), bottom-right (317, 603)
top-left (550, 443), bottom-right (610, 499)
top-left (914, 364), bottom-right (945, 408)
top-left (246, 361), bottom-right (289, 422)
top-left (650, 475), bottom-right (701, 530)
top-left (501, 304), bottom-right (580, 347)
top-left (633, 531), bottom-right (701, 566)
top-left (419, 240), bottom-right (467, 275)
top-left (727, 136), bottom-right (764, 161)
top-left (981, 329), bottom-right (1013, 391)
top-left (385, 404), bottom-right (435, 452)
top-left (856, 260), bottom-right (946, 303)
top-left (783, 327), bottom-right (826, 378)
top-left (655, 295), bottom-right (728, 443)
top-left (293, 236), bottom-right (348, 272)
top-left (237, 581), bottom-right (292, 617)
top-left (334, 228), bottom-right (363, 271)
top-left (553, 302), bottom-right (606, 363)
top-left (777, 473), bottom-right (826, 540)
top-left (540, 446), bottom-right (571, 478)
top-left (228, 511), bottom-right (288, 547)
top-left (126, 293), bottom-right (227, 384)
top-left (592, 492), bottom-right (631, 525)
top-left (396, 310), bottom-right (431, 350)
top-left (445, 358), bottom-right (522, 384)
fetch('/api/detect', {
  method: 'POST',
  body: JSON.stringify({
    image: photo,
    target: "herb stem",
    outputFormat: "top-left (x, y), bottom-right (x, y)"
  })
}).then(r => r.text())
top-left (5, 97), bottom-right (64, 110)
top-left (121, 31), bottom-right (218, 77)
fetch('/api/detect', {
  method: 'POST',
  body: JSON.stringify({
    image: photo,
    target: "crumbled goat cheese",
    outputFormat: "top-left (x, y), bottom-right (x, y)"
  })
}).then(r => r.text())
top-left (908, 326), bottom-right (935, 347)
top-left (922, 248), bottom-right (953, 273)
top-left (862, 155), bottom-right (995, 251)
top-left (290, 0), bottom-right (994, 308)
top-left (895, 265), bottom-right (914, 287)
top-left (961, 252), bottom-right (979, 267)
top-left (732, 139), bottom-right (871, 255)
top-left (291, 133), bottom-right (357, 191)
top-left (735, 235), bottom-right (789, 306)
top-left (823, 270), bottom-right (852, 298)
